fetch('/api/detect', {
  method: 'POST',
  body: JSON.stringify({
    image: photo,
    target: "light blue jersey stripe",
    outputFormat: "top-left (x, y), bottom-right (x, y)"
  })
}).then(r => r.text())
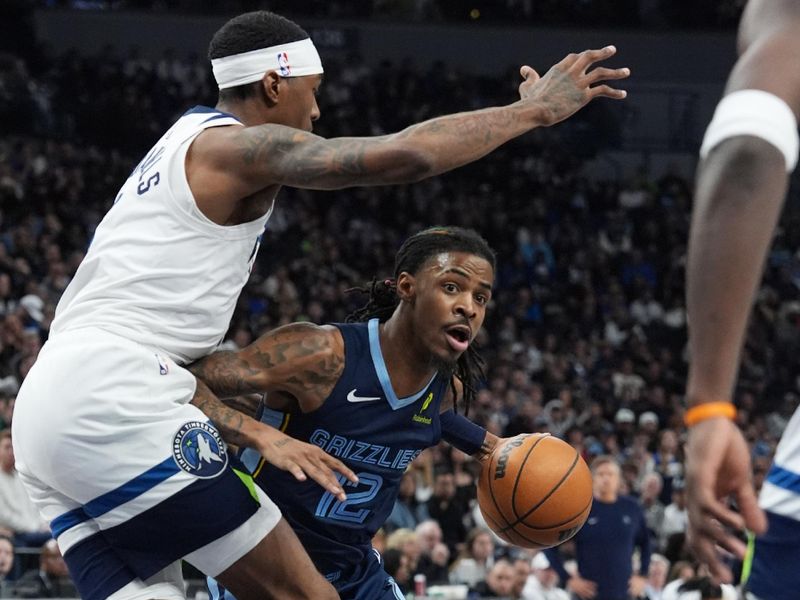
top-left (367, 318), bottom-right (436, 410)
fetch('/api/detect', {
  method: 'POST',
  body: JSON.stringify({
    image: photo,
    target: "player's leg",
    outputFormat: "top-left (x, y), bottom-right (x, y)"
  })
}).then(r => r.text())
top-left (334, 549), bottom-right (405, 600)
top-left (209, 517), bottom-right (337, 600)
top-left (11, 328), bottom-right (332, 599)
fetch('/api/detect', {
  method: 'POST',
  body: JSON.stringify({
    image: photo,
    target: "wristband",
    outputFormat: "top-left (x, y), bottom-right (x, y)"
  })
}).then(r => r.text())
top-left (684, 401), bottom-right (737, 427)
top-left (440, 409), bottom-right (487, 456)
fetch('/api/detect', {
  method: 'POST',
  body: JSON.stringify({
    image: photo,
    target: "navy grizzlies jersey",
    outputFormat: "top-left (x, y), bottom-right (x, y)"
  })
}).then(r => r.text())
top-left (241, 318), bottom-right (447, 579)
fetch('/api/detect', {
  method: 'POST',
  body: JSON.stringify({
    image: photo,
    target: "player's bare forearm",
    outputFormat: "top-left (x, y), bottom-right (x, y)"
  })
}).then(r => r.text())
top-left (686, 137), bottom-right (788, 405)
top-left (191, 378), bottom-right (264, 449)
top-left (189, 322), bottom-right (344, 403)
top-left (224, 394), bottom-right (264, 419)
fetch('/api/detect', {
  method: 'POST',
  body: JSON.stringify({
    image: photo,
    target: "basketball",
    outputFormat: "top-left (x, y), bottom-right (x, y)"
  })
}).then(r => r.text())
top-left (478, 433), bottom-right (593, 549)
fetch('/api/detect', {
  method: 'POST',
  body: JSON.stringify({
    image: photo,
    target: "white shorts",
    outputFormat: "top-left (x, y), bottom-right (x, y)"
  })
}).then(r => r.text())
top-left (12, 328), bottom-right (281, 600)
top-left (759, 407), bottom-right (800, 517)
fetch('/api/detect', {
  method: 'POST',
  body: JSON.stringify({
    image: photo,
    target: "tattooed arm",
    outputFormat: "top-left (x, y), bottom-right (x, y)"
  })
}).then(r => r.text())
top-left (189, 322), bottom-right (344, 412)
top-left (188, 46), bottom-right (628, 204)
top-left (189, 324), bottom-right (356, 499)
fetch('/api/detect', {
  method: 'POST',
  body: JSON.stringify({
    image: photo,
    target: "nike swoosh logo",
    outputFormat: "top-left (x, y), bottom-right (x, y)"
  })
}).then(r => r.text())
top-left (347, 389), bottom-right (381, 403)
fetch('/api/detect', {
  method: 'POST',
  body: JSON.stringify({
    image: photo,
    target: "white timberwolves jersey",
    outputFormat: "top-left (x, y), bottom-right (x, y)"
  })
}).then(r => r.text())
top-left (51, 107), bottom-right (271, 364)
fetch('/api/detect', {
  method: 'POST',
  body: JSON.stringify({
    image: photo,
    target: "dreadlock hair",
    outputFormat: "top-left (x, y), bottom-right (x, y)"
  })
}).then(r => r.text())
top-left (347, 226), bottom-right (496, 415)
top-left (208, 11), bottom-right (310, 103)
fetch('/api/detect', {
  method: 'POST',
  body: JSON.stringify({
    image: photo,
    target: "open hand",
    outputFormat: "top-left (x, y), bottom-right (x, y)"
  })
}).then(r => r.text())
top-left (519, 45), bottom-right (630, 126)
top-left (685, 417), bottom-right (767, 581)
top-left (258, 428), bottom-right (358, 502)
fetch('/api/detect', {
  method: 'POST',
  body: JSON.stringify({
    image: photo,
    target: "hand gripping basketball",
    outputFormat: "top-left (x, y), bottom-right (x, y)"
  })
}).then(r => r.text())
top-left (478, 433), bottom-right (593, 548)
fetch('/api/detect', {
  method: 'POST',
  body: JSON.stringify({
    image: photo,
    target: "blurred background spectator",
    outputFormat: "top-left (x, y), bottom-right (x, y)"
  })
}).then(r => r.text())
top-left (13, 539), bottom-right (75, 599)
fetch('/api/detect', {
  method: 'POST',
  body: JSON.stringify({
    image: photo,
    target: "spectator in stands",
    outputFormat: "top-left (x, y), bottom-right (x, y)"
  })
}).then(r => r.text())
top-left (639, 471), bottom-right (666, 548)
top-left (0, 535), bottom-right (14, 598)
top-left (643, 554), bottom-right (670, 600)
top-left (0, 430), bottom-right (49, 546)
top-left (546, 455), bottom-right (651, 600)
top-left (661, 576), bottom-right (736, 600)
top-left (511, 555), bottom-right (533, 599)
top-left (648, 430), bottom-right (684, 504)
top-left (421, 542), bottom-right (450, 586)
top-left (520, 552), bottom-right (570, 600)
top-left (13, 539), bottom-right (75, 598)
top-left (468, 558), bottom-right (516, 600)
top-left (386, 528), bottom-right (421, 576)
top-left (450, 527), bottom-right (496, 588)
top-left (659, 479), bottom-right (688, 549)
top-left (386, 471), bottom-right (427, 532)
top-left (412, 520), bottom-right (443, 575)
top-left (382, 548), bottom-right (412, 596)
top-left (426, 469), bottom-right (468, 555)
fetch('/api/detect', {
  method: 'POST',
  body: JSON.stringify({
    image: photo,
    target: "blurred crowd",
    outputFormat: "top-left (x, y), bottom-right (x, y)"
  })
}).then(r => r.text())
top-left (35, 0), bottom-right (746, 29)
top-left (0, 17), bottom-right (797, 599)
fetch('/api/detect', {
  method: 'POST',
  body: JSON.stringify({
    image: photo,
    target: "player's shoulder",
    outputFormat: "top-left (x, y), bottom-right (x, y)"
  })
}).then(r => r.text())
top-left (276, 321), bottom-right (342, 347)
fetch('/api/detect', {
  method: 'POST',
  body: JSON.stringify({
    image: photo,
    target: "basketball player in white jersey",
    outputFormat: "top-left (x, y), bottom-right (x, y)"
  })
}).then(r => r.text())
top-left (11, 10), bottom-right (629, 600)
top-left (682, 1), bottom-right (800, 598)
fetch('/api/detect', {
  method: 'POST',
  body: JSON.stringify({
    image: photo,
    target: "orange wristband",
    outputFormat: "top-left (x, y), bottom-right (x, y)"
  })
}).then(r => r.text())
top-left (684, 402), bottom-right (737, 427)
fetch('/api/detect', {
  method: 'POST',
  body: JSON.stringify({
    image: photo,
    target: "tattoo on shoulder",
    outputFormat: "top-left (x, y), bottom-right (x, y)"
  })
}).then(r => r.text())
top-left (190, 326), bottom-right (343, 398)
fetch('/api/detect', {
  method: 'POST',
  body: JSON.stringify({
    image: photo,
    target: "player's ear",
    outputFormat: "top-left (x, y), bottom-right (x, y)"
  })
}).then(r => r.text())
top-left (396, 272), bottom-right (415, 303)
top-left (260, 71), bottom-right (282, 105)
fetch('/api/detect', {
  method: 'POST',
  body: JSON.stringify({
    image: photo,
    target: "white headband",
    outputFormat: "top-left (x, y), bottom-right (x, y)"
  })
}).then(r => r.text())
top-left (211, 38), bottom-right (323, 90)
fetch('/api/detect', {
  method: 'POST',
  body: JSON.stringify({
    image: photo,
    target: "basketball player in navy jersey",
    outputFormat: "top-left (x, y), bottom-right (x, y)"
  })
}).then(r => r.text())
top-left (683, 0), bottom-right (800, 597)
top-left (190, 227), bottom-right (507, 599)
top-left (12, 9), bottom-right (628, 600)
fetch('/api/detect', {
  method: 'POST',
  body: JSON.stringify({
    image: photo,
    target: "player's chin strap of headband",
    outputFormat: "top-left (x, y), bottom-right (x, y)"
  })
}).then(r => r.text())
top-left (211, 38), bottom-right (323, 90)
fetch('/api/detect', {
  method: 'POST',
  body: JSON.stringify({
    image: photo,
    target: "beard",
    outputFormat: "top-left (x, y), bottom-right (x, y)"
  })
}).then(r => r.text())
top-left (429, 351), bottom-right (458, 378)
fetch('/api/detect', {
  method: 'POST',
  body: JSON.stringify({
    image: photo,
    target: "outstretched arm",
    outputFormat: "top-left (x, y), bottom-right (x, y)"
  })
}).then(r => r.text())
top-left (192, 46), bottom-right (628, 199)
top-left (684, 0), bottom-right (800, 581)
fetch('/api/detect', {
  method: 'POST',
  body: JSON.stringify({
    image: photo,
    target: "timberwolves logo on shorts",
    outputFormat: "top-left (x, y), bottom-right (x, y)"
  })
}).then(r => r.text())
top-left (172, 421), bottom-right (228, 478)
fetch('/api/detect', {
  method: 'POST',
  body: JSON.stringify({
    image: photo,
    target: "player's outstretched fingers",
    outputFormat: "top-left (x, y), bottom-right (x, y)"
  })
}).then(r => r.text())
top-left (520, 65), bottom-right (539, 82)
top-left (586, 67), bottom-right (630, 85)
top-left (574, 45), bottom-right (617, 72)
top-left (687, 528), bottom-right (733, 583)
top-left (321, 453), bottom-right (359, 484)
top-left (287, 462), bottom-right (308, 482)
top-left (700, 493), bottom-right (746, 532)
top-left (303, 460), bottom-right (346, 501)
top-left (589, 84), bottom-right (627, 100)
top-left (736, 481), bottom-right (768, 535)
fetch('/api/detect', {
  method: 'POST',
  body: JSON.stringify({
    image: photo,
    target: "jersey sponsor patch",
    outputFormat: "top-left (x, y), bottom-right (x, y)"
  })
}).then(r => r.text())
top-left (172, 421), bottom-right (228, 478)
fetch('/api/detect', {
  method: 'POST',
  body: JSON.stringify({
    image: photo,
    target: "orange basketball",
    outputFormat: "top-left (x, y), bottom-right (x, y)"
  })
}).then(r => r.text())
top-left (477, 433), bottom-right (593, 549)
